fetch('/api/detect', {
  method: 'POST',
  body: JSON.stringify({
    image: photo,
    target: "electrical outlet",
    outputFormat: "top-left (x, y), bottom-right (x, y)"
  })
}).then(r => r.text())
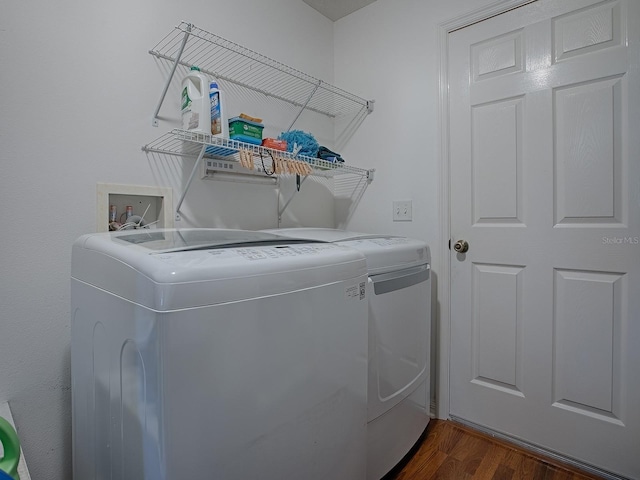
top-left (393, 200), bottom-right (412, 221)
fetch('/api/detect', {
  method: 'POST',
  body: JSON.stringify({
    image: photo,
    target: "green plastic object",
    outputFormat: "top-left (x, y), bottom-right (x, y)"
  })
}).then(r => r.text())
top-left (228, 117), bottom-right (264, 141)
top-left (0, 416), bottom-right (20, 480)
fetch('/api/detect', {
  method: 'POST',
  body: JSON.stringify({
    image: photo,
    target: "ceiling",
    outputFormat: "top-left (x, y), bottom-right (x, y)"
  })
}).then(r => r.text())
top-left (302, 0), bottom-right (378, 21)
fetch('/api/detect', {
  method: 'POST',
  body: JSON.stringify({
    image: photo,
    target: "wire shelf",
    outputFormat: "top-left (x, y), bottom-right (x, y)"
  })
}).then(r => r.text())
top-left (143, 129), bottom-right (374, 180)
top-left (150, 22), bottom-right (373, 119)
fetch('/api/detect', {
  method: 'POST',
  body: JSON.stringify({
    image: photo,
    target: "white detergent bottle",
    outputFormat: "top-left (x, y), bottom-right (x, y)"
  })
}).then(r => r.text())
top-left (209, 81), bottom-right (228, 138)
top-left (181, 66), bottom-right (210, 133)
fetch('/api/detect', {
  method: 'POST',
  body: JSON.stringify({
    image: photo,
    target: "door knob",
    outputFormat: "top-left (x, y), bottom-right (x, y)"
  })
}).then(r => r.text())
top-left (453, 240), bottom-right (469, 253)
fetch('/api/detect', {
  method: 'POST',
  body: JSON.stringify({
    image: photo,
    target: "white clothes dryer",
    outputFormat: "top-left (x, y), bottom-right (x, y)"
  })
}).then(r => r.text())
top-left (71, 228), bottom-right (368, 480)
top-left (262, 228), bottom-right (431, 480)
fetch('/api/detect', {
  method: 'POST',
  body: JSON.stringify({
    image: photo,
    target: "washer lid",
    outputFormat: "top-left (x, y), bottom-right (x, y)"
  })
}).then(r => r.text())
top-left (112, 228), bottom-right (310, 252)
top-left (72, 229), bottom-right (367, 310)
top-left (263, 228), bottom-right (376, 243)
top-left (264, 228), bottom-right (430, 275)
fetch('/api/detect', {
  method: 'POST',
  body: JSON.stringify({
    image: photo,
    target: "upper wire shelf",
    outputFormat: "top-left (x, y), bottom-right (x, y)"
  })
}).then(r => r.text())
top-left (143, 129), bottom-right (375, 180)
top-left (150, 22), bottom-right (374, 120)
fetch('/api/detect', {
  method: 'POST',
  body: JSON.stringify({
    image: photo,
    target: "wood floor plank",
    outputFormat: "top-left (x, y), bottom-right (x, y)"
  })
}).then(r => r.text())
top-left (398, 449), bottom-right (449, 480)
top-left (431, 455), bottom-right (472, 480)
top-left (502, 448), bottom-right (525, 473)
top-left (472, 444), bottom-right (509, 478)
top-left (449, 430), bottom-right (477, 461)
top-left (513, 454), bottom-right (547, 479)
top-left (437, 423), bottom-right (465, 455)
top-left (545, 467), bottom-right (573, 480)
top-left (460, 434), bottom-right (492, 476)
top-left (491, 464), bottom-right (515, 480)
top-left (385, 420), bottom-right (606, 480)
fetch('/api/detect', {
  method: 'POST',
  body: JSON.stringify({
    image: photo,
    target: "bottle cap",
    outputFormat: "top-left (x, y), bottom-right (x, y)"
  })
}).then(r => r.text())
top-left (190, 66), bottom-right (201, 71)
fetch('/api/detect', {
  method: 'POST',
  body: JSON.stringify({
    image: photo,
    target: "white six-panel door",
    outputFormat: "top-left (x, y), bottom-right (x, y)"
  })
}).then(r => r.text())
top-left (448, 0), bottom-right (639, 477)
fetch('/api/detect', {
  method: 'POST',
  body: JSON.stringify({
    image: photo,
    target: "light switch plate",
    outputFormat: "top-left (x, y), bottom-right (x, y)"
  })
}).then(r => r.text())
top-left (393, 200), bottom-right (412, 221)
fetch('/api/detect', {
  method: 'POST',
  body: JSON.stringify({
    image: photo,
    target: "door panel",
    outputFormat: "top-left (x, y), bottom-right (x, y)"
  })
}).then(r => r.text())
top-left (449, 0), bottom-right (639, 477)
top-left (554, 76), bottom-right (625, 225)
top-left (553, 1), bottom-right (623, 61)
top-left (472, 97), bottom-right (524, 224)
top-left (472, 30), bottom-right (525, 81)
top-left (553, 268), bottom-right (624, 420)
top-left (472, 263), bottom-right (523, 393)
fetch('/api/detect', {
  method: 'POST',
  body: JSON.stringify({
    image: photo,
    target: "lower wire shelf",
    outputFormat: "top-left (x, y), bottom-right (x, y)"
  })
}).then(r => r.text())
top-left (143, 129), bottom-right (375, 180)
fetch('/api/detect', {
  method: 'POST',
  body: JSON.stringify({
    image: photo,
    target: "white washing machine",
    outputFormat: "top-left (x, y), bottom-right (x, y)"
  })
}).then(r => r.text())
top-left (262, 228), bottom-right (431, 480)
top-left (71, 228), bottom-right (369, 480)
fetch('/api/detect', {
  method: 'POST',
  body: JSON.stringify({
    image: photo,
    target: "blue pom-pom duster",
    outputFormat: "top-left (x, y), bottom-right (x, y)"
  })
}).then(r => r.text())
top-left (278, 130), bottom-right (319, 157)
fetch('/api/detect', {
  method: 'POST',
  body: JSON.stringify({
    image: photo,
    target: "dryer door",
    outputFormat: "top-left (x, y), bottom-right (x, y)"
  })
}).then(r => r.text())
top-left (367, 264), bottom-right (431, 421)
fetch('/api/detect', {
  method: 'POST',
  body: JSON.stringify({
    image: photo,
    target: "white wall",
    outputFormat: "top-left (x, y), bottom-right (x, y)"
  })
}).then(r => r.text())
top-left (333, 0), bottom-right (506, 413)
top-left (0, 1), bottom-right (335, 478)
top-left (335, 0), bottom-right (502, 246)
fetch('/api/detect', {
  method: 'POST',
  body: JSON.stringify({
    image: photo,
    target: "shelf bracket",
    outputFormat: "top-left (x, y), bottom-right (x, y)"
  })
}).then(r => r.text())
top-left (152, 23), bottom-right (192, 127)
top-left (367, 100), bottom-right (375, 114)
top-left (278, 175), bottom-right (308, 225)
top-left (367, 169), bottom-right (375, 183)
top-left (175, 144), bottom-right (206, 213)
top-left (286, 80), bottom-right (322, 132)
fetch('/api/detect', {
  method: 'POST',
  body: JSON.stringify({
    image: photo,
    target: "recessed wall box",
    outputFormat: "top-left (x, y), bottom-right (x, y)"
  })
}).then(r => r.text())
top-left (96, 183), bottom-right (174, 232)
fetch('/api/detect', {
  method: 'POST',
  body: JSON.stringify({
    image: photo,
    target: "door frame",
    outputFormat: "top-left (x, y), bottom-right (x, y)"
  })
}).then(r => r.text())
top-left (436, 0), bottom-right (536, 419)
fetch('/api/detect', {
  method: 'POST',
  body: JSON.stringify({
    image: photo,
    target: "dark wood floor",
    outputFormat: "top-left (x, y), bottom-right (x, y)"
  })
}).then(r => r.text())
top-left (385, 420), bottom-right (605, 480)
